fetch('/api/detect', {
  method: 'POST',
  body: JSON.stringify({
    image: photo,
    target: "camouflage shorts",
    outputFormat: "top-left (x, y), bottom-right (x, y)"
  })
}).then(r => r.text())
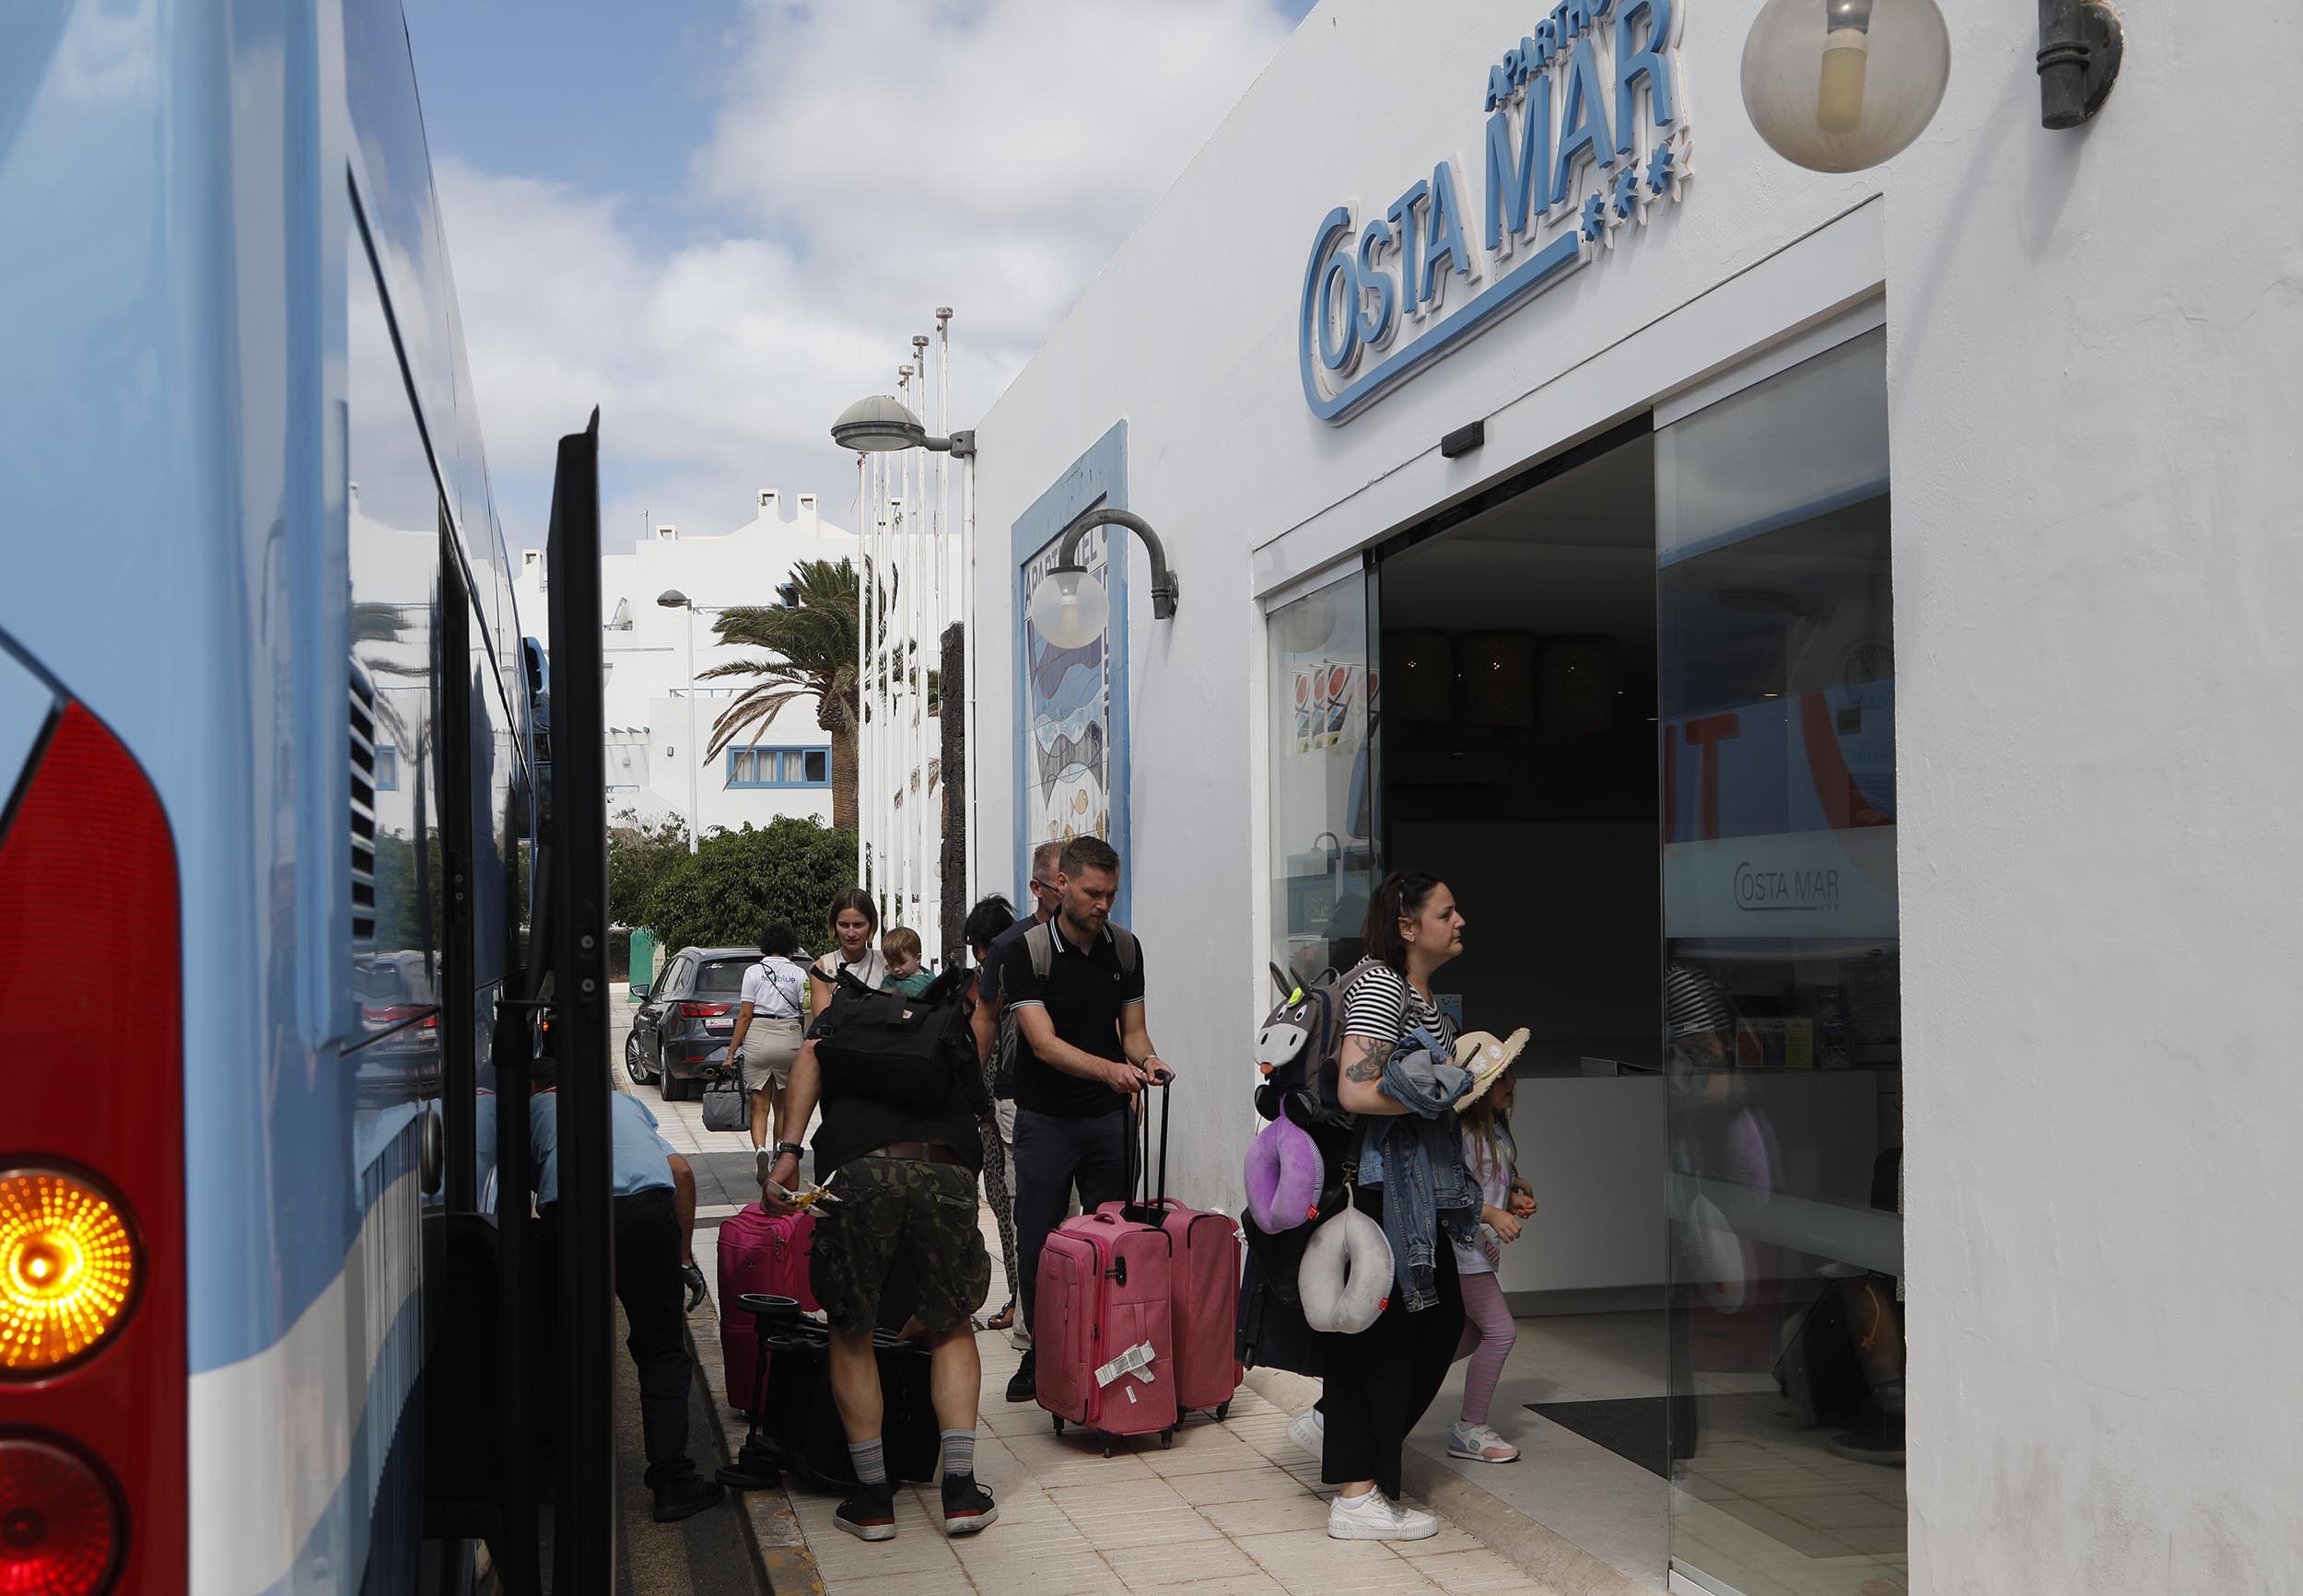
top-left (808, 1156), bottom-right (991, 1335)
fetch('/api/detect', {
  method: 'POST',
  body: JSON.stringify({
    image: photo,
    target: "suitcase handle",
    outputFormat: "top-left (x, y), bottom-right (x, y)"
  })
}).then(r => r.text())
top-left (1126, 1080), bottom-right (1173, 1213)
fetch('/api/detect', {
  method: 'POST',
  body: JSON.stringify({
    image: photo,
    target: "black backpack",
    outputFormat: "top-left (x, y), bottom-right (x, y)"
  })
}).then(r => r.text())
top-left (812, 965), bottom-right (979, 1114)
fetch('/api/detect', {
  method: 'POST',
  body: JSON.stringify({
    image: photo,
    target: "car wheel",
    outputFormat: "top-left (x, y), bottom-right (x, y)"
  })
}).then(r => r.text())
top-left (625, 1033), bottom-right (651, 1083)
top-left (661, 1069), bottom-right (688, 1102)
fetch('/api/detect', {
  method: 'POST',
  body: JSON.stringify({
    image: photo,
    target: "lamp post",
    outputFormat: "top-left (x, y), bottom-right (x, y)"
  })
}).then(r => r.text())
top-left (656, 589), bottom-right (699, 853)
top-left (833, 387), bottom-right (978, 946)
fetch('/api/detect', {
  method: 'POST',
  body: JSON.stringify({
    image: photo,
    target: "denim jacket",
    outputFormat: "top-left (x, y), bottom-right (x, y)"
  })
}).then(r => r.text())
top-left (1357, 1022), bottom-right (1478, 1312)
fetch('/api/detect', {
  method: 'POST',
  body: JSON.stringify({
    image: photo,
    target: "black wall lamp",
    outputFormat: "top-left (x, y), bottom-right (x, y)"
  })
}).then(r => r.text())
top-left (1026, 507), bottom-right (1181, 649)
top-left (2036, 0), bottom-right (2122, 130)
top-left (1743, 0), bottom-right (2122, 175)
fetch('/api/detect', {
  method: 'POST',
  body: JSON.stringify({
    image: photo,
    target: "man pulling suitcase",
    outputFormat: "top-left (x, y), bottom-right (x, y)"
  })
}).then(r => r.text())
top-left (762, 964), bottom-right (1000, 1542)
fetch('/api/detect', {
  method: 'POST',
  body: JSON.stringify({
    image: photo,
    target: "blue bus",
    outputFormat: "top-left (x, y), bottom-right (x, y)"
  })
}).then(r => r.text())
top-left (1, 3), bottom-right (618, 1590)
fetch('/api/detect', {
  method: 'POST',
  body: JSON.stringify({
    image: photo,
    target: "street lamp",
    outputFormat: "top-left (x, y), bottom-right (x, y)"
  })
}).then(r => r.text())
top-left (1026, 507), bottom-right (1182, 650)
top-left (657, 588), bottom-right (700, 854)
top-left (831, 394), bottom-right (976, 459)
top-left (1740, 0), bottom-right (2122, 174)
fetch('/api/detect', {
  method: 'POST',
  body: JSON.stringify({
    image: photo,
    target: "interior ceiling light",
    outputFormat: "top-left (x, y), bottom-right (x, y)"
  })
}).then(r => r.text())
top-left (0, 1168), bottom-right (139, 1377)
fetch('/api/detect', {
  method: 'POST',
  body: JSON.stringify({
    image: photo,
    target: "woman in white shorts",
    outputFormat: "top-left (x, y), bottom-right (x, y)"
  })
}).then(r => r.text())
top-left (730, 922), bottom-right (810, 1182)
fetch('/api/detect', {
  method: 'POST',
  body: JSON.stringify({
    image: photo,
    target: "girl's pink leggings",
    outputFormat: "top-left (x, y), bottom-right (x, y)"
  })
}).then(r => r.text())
top-left (1454, 1269), bottom-right (1517, 1427)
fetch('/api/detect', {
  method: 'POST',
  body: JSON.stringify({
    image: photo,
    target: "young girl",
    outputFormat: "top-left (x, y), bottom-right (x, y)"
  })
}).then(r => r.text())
top-left (1449, 1068), bottom-right (1536, 1462)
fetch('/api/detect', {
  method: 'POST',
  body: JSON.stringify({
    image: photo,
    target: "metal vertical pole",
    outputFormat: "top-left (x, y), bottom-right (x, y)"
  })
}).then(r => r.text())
top-left (854, 451), bottom-right (868, 886)
top-left (683, 604), bottom-right (699, 852)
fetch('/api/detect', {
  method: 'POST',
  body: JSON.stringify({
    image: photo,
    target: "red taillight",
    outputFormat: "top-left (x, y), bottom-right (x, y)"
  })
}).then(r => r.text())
top-left (0, 1436), bottom-right (123, 1594)
top-left (0, 704), bottom-right (184, 1590)
top-left (679, 1002), bottom-right (732, 1019)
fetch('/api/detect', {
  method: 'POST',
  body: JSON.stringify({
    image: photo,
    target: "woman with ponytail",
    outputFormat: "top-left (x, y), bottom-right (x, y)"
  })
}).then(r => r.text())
top-left (1294, 869), bottom-right (1473, 1541)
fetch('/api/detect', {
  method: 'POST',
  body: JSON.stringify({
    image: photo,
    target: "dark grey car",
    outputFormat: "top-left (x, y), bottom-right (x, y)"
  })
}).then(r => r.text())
top-left (625, 945), bottom-right (763, 1101)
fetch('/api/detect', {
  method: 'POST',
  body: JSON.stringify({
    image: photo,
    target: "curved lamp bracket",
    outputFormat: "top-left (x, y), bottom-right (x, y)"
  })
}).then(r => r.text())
top-left (1053, 507), bottom-right (1181, 621)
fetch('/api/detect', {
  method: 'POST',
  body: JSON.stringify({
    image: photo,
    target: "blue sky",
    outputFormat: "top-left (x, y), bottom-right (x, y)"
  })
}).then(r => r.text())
top-left (403, 1), bottom-right (1316, 554)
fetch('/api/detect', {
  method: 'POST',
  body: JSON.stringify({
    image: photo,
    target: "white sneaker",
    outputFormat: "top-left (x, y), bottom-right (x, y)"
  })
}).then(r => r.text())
top-left (1447, 1421), bottom-right (1520, 1463)
top-left (1327, 1489), bottom-right (1438, 1541)
top-left (1288, 1406), bottom-right (1325, 1458)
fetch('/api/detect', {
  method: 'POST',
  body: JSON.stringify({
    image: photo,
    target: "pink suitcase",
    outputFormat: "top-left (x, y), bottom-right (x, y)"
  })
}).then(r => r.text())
top-left (1118, 1086), bottom-right (1242, 1418)
top-left (718, 1205), bottom-right (818, 1412)
top-left (1034, 1207), bottom-right (1177, 1450)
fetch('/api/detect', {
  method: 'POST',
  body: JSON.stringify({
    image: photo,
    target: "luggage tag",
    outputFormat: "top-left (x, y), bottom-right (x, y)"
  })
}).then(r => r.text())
top-left (1093, 1340), bottom-right (1158, 1389)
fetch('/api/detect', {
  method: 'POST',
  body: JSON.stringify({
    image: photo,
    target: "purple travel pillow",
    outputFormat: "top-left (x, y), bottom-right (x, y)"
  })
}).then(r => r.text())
top-left (1244, 1113), bottom-right (1324, 1234)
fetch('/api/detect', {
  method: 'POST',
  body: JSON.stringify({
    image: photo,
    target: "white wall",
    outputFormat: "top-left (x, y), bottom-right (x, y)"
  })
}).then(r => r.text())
top-left (514, 490), bottom-right (864, 838)
top-left (1882, 7), bottom-right (2303, 1591)
top-left (975, 5), bottom-right (2303, 1588)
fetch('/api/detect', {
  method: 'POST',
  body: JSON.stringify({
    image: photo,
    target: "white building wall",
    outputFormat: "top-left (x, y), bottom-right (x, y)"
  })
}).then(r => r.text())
top-left (969, 2), bottom-right (2303, 1590)
top-left (513, 490), bottom-right (857, 837)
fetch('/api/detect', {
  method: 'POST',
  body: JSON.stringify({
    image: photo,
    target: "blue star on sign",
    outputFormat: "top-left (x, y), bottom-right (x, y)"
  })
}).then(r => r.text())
top-left (1580, 191), bottom-right (1608, 242)
top-left (1612, 162), bottom-right (1643, 220)
top-left (1646, 142), bottom-right (1677, 198)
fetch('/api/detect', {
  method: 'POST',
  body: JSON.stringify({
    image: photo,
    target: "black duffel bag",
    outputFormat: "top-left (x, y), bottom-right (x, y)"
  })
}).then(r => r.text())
top-left (812, 967), bottom-right (978, 1113)
top-left (738, 1315), bottom-right (941, 1488)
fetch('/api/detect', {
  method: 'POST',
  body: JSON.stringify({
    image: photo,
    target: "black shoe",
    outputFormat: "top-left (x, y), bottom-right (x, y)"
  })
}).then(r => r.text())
top-left (715, 1438), bottom-right (787, 1491)
top-left (941, 1474), bottom-right (999, 1536)
top-left (835, 1481), bottom-right (897, 1542)
top-left (1003, 1348), bottom-right (1035, 1404)
top-left (650, 1468), bottom-right (727, 1522)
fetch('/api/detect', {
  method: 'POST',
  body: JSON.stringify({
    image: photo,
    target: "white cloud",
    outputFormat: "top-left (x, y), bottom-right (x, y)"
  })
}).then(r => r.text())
top-left (431, 0), bottom-right (1298, 553)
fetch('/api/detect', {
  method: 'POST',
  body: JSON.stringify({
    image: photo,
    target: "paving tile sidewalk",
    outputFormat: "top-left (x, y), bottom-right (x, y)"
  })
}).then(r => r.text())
top-left (618, 1001), bottom-right (1550, 1595)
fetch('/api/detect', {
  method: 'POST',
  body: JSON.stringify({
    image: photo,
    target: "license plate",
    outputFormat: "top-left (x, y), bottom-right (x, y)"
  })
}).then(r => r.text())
top-left (706, 1019), bottom-right (732, 1032)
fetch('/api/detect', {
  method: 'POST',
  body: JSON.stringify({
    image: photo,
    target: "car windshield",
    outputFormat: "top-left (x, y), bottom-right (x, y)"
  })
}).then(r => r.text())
top-left (694, 960), bottom-right (750, 996)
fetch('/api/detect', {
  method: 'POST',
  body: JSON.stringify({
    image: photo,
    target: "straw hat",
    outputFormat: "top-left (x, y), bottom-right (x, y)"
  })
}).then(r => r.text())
top-left (1452, 1028), bottom-right (1528, 1105)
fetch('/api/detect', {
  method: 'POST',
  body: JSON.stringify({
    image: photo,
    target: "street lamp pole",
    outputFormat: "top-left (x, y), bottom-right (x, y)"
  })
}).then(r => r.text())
top-left (658, 589), bottom-right (701, 852)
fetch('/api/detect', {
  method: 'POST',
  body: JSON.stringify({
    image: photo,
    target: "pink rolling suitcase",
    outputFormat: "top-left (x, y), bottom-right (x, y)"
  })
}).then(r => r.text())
top-left (1034, 1205), bottom-right (1178, 1451)
top-left (718, 1205), bottom-right (818, 1412)
top-left (1118, 1085), bottom-right (1243, 1419)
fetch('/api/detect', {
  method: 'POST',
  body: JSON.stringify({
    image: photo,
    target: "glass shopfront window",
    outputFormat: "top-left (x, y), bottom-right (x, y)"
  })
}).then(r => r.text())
top-left (1657, 326), bottom-right (1905, 1596)
top-left (1267, 572), bottom-right (1382, 987)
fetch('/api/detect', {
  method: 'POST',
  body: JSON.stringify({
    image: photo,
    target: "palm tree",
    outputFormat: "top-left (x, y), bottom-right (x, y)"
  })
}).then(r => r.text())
top-left (701, 556), bottom-right (936, 833)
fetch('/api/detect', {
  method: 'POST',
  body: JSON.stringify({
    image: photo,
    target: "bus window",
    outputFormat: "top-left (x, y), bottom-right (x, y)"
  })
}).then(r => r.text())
top-left (347, 224), bottom-right (443, 1103)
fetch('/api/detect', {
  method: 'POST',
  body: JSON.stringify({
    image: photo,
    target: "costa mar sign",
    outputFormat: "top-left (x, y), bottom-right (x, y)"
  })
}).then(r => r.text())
top-left (1299, 0), bottom-right (1689, 422)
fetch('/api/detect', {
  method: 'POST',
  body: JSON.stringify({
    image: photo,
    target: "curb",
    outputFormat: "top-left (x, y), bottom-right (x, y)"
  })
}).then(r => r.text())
top-left (1242, 1366), bottom-right (1652, 1596)
top-left (688, 1297), bottom-right (824, 1596)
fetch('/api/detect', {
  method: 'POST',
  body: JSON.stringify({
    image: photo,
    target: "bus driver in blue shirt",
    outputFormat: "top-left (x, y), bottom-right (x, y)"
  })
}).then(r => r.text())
top-left (531, 1057), bottom-right (726, 1522)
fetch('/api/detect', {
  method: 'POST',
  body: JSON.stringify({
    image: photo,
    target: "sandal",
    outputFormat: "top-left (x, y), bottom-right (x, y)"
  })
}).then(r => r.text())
top-left (985, 1298), bottom-right (1016, 1332)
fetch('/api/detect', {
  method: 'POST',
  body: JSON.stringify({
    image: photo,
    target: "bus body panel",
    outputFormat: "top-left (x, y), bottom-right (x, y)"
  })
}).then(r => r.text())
top-left (0, 1), bottom-right (532, 1587)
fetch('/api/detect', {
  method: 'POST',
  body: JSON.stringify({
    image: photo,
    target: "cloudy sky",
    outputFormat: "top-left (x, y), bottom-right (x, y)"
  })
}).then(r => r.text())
top-left (404, 0), bottom-right (1315, 556)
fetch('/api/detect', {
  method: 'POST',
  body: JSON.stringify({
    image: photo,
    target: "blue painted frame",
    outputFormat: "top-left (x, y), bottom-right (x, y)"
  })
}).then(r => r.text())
top-left (726, 744), bottom-right (832, 788)
top-left (1011, 422), bottom-right (1131, 926)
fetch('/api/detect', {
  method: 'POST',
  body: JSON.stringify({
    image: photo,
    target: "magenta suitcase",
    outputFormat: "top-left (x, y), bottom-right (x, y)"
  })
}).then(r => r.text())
top-left (1034, 1208), bottom-right (1178, 1450)
top-left (718, 1205), bottom-right (818, 1412)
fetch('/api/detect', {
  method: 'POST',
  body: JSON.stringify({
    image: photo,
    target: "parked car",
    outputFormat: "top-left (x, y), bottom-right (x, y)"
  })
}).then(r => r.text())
top-left (625, 945), bottom-right (761, 1101)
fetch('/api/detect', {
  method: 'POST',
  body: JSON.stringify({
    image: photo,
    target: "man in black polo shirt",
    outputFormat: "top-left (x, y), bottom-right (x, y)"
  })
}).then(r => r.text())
top-left (999, 835), bottom-right (1175, 1403)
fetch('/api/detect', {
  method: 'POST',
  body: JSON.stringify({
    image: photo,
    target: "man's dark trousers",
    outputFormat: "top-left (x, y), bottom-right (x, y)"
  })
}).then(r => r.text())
top-left (1012, 1105), bottom-right (1131, 1333)
top-left (612, 1187), bottom-right (692, 1477)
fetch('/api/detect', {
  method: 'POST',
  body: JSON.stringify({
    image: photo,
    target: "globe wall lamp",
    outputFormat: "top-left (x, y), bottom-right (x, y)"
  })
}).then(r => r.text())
top-left (830, 393), bottom-right (976, 459)
top-left (1740, 0), bottom-right (2122, 175)
top-left (1026, 507), bottom-right (1181, 651)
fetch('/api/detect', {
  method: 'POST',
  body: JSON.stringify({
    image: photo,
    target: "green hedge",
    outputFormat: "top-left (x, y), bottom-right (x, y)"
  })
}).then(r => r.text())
top-left (640, 817), bottom-right (860, 957)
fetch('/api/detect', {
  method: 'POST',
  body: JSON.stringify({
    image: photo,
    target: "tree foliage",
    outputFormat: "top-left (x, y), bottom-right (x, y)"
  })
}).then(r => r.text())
top-left (606, 808), bottom-right (690, 929)
top-left (639, 816), bottom-right (859, 957)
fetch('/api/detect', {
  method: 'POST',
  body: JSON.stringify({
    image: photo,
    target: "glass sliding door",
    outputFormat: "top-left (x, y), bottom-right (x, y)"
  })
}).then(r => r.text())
top-left (1656, 326), bottom-right (1906, 1596)
top-left (1267, 570), bottom-right (1381, 988)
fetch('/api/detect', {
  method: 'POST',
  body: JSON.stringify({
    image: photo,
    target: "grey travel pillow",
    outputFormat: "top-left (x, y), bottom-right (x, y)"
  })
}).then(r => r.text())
top-left (1298, 1198), bottom-right (1393, 1334)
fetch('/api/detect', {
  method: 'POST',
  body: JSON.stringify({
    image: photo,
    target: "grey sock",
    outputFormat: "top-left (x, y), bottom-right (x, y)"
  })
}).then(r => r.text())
top-left (848, 1437), bottom-right (887, 1486)
top-left (941, 1428), bottom-right (976, 1480)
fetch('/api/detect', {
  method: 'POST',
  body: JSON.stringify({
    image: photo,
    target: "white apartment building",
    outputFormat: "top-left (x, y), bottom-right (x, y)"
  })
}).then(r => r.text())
top-left (510, 490), bottom-right (854, 837)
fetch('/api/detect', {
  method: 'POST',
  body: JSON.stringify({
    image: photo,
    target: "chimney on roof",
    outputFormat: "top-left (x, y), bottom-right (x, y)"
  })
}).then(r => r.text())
top-left (758, 490), bottom-right (778, 520)
top-left (799, 493), bottom-right (819, 533)
top-left (656, 523), bottom-right (677, 541)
